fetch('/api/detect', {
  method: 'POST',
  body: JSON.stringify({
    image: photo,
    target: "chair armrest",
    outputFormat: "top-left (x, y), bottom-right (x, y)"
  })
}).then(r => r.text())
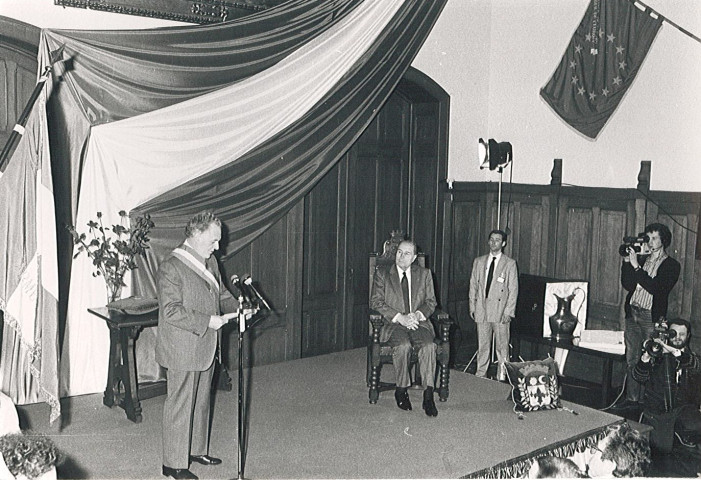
top-left (430, 308), bottom-right (452, 325)
top-left (369, 309), bottom-right (384, 329)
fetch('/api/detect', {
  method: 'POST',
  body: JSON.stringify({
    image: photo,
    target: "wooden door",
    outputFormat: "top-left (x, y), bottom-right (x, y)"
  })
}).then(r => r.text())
top-left (302, 68), bottom-right (449, 358)
top-left (301, 161), bottom-right (349, 356)
top-left (301, 94), bottom-right (410, 357)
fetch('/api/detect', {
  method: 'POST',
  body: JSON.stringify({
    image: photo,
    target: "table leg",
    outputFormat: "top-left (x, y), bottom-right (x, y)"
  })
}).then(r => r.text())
top-left (103, 326), bottom-right (121, 408)
top-left (512, 336), bottom-right (521, 361)
top-left (121, 327), bottom-right (143, 423)
top-left (601, 358), bottom-right (613, 408)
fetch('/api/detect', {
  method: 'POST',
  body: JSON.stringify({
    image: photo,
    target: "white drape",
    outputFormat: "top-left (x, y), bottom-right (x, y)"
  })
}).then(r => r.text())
top-left (56, 0), bottom-right (406, 396)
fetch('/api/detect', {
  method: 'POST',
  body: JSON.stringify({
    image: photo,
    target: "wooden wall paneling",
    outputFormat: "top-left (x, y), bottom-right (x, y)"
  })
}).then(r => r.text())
top-left (301, 161), bottom-right (345, 357)
top-left (446, 192), bottom-right (483, 346)
top-left (221, 201), bottom-right (304, 369)
top-left (409, 101), bottom-right (440, 270)
top-left (563, 207), bottom-right (592, 281)
top-left (439, 189), bottom-right (453, 311)
top-left (0, 18), bottom-right (40, 148)
top-left (512, 194), bottom-right (547, 277)
top-left (588, 207), bottom-right (601, 301)
top-left (590, 209), bottom-right (628, 328)
top-left (554, 195), bottom-right (570, 279)
top-left (664, 213), bottom-right (693, 321)
top-left (375, 95), bottom-right (410, 243)
top-left (539, 195), bottom-right (551, 276)
top-left (546, 186), bottom-right (560, 278)
top-left (347, 144), bottom-right (378, 349)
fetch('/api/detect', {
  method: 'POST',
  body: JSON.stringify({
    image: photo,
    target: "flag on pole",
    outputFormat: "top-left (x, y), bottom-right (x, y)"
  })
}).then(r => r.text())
top-left (540, 0), bottom-right (662, 139)
top-left (0, 90), bottom-right (61, 424)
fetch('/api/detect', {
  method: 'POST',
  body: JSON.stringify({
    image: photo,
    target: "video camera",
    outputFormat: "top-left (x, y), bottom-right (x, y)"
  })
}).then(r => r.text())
top-left (618, 233), bottom-right (651, 256)
top-left (642, 319), bottom-right (676, 358)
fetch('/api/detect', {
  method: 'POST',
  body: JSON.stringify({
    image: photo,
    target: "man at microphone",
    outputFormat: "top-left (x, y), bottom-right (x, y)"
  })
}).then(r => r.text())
top-left (156, 211), bottom-right (239, 479)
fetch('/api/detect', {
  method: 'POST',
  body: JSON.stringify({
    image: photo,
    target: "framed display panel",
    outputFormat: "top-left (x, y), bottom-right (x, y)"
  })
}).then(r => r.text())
top-left (542, 281), bottom-right (588, 338)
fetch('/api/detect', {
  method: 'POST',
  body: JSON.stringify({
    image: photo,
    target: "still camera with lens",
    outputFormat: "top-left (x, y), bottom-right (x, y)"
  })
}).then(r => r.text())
top-left (642, 319), bottom-right (677, 358)
top-left (618, 233), bottom-right (651, 257)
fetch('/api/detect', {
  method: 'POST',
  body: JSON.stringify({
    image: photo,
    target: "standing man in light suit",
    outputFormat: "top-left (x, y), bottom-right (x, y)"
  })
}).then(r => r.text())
top-left (370, 239), bottom-right (439, 417)
top-left (469, 229), bottom-right (519, 380)
top-left (156, 211), bottom-right (239, 480)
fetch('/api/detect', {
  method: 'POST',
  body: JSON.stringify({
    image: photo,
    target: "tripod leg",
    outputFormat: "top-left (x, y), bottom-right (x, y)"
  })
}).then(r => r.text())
top-left (463, 348), bottom-right (479, 373)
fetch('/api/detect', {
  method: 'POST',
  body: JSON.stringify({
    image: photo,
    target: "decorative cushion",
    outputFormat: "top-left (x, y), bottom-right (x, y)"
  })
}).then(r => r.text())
top-left (505, 358), bottom-right (561, 412)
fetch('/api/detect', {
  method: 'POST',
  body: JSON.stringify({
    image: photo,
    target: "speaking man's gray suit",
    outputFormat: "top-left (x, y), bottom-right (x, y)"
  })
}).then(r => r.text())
top-left (469, 253), bottom-right (518, 378)
top-left (156, 243), bottom-right (238, 469)
top-left (370, 263), bottom-right (437, 388)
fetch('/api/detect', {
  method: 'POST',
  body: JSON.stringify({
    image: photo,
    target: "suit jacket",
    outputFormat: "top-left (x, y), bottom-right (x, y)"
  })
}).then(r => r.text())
top-left (370, 263), bottom-right (437, 343)
top-left (155, 244), bottom-right (238, 372)
top-left (469, 253), bottom-right (518, 324)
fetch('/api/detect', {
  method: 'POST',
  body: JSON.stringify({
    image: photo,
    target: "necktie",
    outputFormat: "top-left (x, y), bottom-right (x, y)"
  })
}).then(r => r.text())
top-left (401, 271), bottom-right (410, 314)
top-left (485, 256), bottom-right (496, 298)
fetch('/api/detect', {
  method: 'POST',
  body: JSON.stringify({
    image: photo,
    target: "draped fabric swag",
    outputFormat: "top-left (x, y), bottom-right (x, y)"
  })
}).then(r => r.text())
top-left (31, 0), bottom-right (447, 397)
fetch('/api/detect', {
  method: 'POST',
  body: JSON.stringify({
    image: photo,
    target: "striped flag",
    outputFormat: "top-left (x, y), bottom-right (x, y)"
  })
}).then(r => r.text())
top-left (541, 0), bottom-right (662, 139)
top-left (0, 91), bottom-right (60, 423)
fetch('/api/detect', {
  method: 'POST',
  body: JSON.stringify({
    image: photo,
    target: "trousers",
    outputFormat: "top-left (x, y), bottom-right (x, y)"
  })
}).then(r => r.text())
top-left (624, 306), bottom-right (654, 401)
top-left (162, 360), bottom-right (215, 468)
top-left (386, 323), bottom-right (436, 388)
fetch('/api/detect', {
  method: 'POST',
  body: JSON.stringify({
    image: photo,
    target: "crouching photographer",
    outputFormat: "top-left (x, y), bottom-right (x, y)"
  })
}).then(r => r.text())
top-left (632, 318), bottom-right (701, 453)
top-left (618, 223), bottom-right (681, 408)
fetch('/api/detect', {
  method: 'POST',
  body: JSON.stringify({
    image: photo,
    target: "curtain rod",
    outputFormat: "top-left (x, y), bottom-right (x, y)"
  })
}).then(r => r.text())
top-left (632, 0), bottom-right (701, 45)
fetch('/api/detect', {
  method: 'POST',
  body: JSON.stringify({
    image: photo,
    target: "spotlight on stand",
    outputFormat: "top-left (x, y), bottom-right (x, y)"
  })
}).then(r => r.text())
top-left (478, 138), bottom-right (512, 171)
top-left (478, 138), bottom-right (513, 229)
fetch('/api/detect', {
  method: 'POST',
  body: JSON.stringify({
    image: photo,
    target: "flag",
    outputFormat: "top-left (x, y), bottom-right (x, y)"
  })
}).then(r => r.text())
top-left (0, 91), bottom-right (61, 424)
top-left (540, 0), bottom-right (662, 139)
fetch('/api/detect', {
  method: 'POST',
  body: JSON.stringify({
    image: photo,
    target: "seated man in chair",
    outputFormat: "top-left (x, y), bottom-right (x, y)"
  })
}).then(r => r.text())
top-left (370, 239), bottom-right (439, 417)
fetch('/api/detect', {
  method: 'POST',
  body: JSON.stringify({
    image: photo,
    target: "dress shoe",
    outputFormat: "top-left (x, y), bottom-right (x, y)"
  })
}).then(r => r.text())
top-left (190, 455), bottom-right (222, 466)
top-left (395, 387), bottom-right (412, 411)
top-left (162, 466), bottom-right (198, 479)
top-left (423, 388), bottom-right (438, 417)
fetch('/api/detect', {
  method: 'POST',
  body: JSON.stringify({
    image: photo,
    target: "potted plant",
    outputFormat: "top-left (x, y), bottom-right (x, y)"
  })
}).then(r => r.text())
top-left (67, 210), bottom-right (154, 304)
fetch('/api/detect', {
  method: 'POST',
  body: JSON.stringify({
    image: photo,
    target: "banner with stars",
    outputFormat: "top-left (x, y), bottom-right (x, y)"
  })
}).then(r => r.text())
top-left (540, 0), bottom-right (662, 139)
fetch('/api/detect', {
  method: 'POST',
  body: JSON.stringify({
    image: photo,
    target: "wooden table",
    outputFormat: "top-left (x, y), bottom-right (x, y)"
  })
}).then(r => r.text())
top-left (512, 334), bottom-right (626, 408)
top-left (88, 307), bottom-right (166, 423)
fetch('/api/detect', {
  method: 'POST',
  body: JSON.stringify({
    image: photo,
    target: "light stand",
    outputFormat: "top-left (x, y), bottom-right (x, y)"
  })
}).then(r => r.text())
top-left (496, 166), bottom-right (504, 229)
top-left (464, 139), bottom-right (512, 377)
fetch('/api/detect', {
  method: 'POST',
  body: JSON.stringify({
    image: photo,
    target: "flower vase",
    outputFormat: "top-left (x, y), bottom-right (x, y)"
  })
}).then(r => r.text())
top-left (107, 285), bottom-right (123, 305)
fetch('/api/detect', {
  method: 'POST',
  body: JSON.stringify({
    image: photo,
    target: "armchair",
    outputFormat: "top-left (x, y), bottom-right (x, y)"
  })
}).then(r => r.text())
top-left (366, 232), bottom-right (452, 404)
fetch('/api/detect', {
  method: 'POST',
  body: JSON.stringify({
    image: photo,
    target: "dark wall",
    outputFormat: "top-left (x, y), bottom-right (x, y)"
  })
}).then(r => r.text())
top-left (440, 161), bottom-right (701, 353)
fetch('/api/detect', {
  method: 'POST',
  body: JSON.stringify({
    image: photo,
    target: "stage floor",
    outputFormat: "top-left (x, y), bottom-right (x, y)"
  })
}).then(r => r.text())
top-left (22, 348), bottom-right (623, 479)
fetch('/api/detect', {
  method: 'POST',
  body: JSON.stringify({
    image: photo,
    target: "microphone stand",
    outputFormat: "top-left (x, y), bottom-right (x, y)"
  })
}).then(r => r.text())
top-left (235, 295), bottom-right (252, 480)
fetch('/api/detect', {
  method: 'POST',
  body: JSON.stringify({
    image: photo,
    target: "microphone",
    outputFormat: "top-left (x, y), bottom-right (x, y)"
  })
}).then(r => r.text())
top-left (230, 274), bottom-right (252, 303)
top-left (242, 274), bottom-right (271, 310)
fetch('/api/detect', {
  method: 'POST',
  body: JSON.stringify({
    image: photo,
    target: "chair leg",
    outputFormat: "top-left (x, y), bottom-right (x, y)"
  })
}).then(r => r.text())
top-left (437, 363), bottom-right (450, 401)
top-left (369, 364), bottom-right (381, 404)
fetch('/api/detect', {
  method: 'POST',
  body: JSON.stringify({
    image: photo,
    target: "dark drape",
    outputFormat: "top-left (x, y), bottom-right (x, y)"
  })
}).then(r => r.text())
top-left (42, 0), bottom-right (362, 124)
top-left (131, 0), bottom-right (448, 296)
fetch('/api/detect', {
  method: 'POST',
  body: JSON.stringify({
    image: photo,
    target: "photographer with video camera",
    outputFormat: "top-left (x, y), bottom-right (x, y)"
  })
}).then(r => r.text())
top-left (617, 223), bottom-right (680, 409)
top-left (632, 318), bottom-right (701, 453)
